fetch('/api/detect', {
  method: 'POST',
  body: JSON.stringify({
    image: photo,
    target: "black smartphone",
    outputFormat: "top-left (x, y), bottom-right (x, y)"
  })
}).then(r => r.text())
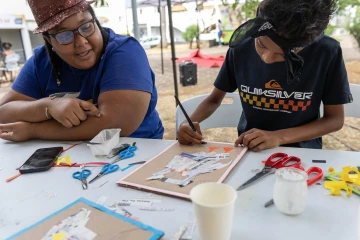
top-left (19, 147), bottom-right (63, 174)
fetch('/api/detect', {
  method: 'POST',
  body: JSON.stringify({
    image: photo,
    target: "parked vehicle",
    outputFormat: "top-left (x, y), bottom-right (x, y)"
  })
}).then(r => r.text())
top-left (199, 24), bottom-right (233, 45)
top-left (140, 36), bottom-right (161, 49)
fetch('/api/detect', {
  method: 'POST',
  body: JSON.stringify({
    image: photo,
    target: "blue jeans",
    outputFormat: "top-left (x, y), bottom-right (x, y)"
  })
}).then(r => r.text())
top-left (218, 31), bottom-right (223, 45)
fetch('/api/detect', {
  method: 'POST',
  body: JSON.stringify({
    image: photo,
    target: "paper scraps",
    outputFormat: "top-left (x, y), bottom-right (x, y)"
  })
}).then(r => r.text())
top-left (181, 212), bottom-right (196, 240)
top-left (223, 147), bottom-right (233, 153)
top-left (55, 155), bottom-right (71, 166)
top-left (108, 203), bottom-right (140, 220)
top-left (116, 199), bottom-right (153, 207)
top-left (42, 190), bottom-right (57, 199)
top-left (139, 207), bottom-right (174, 212)
top-left (147, 151), bottom-right (232, 187)
top-left (341, 166), bottom-right (360, 185)
top-left (324, 181), bottom-right (352, 196)
top-left (108, 197), bottom-right (165, 220)
top-left (209, 147), bottom-right (218, 152)
top-left (324, 166), bottom-right (360, 197)
top-left (171, 225), bottom-right (187, 240)
top-left (96, 196), bottom-right (108, 206)
top-left (42, 208), bottom-right (96, 240)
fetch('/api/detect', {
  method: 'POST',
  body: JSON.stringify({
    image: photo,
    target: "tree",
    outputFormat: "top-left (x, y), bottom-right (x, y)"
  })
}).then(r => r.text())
top-left (337, 0), bottom-right (359, 12)
top-left (94, 0), bottom-right (109, 7)
top-left (221, 0), bottom-right (261, 22)
top-left (220, 0), bottom-right (360, 47)
top-left (335, 0), bottom-right (360, 47)
top-left (349, 7), bottom-right (360, 47)
top-left (182, 25), bottom-right (199, 49)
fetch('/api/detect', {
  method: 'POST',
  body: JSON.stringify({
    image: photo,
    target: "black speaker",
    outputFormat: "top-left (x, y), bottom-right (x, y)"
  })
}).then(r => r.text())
top-left (179, 61), bottom-right (197, 86)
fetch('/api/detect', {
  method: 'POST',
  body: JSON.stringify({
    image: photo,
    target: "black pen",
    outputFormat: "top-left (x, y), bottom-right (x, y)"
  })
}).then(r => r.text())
top-left (174, 95), bottom-right (197, 132)
top-left (174, 95), bottom-right (207, 144)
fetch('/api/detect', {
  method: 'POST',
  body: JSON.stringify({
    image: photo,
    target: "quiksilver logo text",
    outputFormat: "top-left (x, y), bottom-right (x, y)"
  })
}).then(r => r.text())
top-left (241, 85), bottom-right (312, 100)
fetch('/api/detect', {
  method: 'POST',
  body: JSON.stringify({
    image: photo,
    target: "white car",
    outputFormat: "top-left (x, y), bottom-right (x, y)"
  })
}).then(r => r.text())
top-left (140, 36), bottom-right (161, 49)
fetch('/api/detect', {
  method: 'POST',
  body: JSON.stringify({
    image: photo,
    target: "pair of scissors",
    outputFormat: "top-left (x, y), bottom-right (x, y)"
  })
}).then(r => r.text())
top-left (88, 164), bottom-right (119, 184)
top-left (264, 165), bottom-right (323, 207)
top-left (72, 169), bottom-right (92, 190)
top-left (237, 152), bottom-right (301, 190)
top-left (110, 145), bottom-right (138, 164)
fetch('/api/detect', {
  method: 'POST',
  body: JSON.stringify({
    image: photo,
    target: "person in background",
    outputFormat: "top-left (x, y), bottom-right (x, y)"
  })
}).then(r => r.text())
top-left (1, 42), bottom-right (18, 81)
top-left (0, 38), bottom-right (3, 67)
top-left (177, 0), bottom-right (352, 152)
top-left (0, 0), bottom-right (164, 142)
top-left (217, 19), bottom-right (223, 46)
top-left (1, 42), bottom-right (15, 59)
top-left (0, 38), bottom-right (3, 59)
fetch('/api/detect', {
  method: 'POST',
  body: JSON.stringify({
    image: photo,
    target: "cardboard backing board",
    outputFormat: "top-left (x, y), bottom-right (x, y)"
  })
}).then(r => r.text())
top-left (7, 198), bottom-right (164, 240)
top-left (117, 141), bottom-right (247, 200)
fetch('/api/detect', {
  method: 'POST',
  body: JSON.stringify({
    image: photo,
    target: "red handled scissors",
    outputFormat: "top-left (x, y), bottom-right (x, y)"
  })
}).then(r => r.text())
top-left (264, 165), bottom-right (323, 207)
top-left (237, 152), bottom-right (301, 190)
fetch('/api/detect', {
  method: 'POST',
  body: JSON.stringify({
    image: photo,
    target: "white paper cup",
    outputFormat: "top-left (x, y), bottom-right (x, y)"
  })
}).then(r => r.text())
top-left (190, 182), bottom-right (237, 240)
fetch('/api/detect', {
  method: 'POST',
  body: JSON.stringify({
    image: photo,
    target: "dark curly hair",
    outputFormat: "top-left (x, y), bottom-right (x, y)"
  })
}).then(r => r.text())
top-left (259, 0), bottom-right (337, 45)
top-left (42, 6), bottom-right (109, 86)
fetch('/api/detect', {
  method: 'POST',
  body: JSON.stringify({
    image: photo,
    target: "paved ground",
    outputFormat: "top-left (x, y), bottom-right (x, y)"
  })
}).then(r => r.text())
top-left (337, 34), bottom-right (360, 61)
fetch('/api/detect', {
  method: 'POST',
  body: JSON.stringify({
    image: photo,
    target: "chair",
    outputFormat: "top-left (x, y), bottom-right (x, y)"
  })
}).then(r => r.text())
top-left (320, 83), bottom-right (360, 118)
top-left (0, 54), bottom-right (20, 82)
top-left (175, 92), bottom-right (242, 131)
top-left (344, 83), bottom-right (360, 118)
top-left (176, 84), bottom-right (359, 132)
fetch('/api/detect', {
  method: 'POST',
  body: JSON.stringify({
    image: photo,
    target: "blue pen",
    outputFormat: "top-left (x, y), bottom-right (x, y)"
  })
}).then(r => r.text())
top-left (121, 161), bottom-right (146, 171)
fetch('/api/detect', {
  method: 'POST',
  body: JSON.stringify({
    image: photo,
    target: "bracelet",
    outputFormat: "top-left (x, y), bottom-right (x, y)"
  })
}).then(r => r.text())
top-left (45, 107), bottom-right (52, 119)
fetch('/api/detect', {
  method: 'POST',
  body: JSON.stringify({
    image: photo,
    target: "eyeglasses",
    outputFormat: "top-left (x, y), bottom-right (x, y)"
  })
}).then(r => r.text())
top-left (45, 19), bottom-right (96, 45)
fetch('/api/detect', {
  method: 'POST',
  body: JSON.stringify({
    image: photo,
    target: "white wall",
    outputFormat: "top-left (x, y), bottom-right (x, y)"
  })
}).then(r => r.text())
top-left (123, 0), bottom-right (229, 42)
top-left (94, 0), bottom-right (128, 34)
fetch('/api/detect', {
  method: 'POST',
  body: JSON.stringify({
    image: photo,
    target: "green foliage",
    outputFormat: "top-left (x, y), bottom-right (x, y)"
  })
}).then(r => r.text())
top-left (182, 25), bottom-right (199, 41)
top-left (182, 25), bottom-right (199, 48)
top-left (94, 0), bottom-right (109, 7)
top-left (335, 0), bottom-right (360, 47)
top-left (238, 0), bottom-right (261, 21)
top-left (349, 7), bottom-right (360, 47)
top-left (336, 0), bottom-right (359, 13)
top-left (221, 0), bottom-right (261, 21)
top-left (325, 25), bottom-right (335, 35)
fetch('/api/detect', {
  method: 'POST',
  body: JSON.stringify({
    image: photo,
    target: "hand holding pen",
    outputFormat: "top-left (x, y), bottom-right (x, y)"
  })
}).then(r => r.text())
top-left (174, 95), bottom-right (206, 145)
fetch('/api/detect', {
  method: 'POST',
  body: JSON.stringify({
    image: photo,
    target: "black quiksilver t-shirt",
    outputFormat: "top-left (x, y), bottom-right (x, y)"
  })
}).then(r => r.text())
top-left (214, 35), bottom-right (352, 149)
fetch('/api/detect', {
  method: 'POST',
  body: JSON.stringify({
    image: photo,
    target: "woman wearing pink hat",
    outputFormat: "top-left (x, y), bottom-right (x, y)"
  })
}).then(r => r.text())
top-left (0, 0), bottom-right (164, 142)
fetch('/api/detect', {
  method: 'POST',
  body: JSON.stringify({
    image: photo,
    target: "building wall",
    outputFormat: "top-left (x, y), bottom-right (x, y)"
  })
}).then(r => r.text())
top-left (124, 0), bottom-right (237, 42)
top-left (29, 31), bottom-right (44, 50)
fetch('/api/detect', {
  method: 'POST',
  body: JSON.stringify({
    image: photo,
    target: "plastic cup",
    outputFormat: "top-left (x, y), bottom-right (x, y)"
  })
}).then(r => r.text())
top-left (273, 167), bottom-right (308, 215)
top-left (190, 182), bottom-right (237, 240)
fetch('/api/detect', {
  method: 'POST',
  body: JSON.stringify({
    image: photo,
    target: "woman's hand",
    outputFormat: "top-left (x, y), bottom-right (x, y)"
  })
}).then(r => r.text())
top-left (47, 98), bottom-right (101, 128)
top-left (234, 128), bottom-right (284, 152)
top-left (177, 122), bottom-right (203, 145)
top-left (0, 122), bottom-right (34, 142)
